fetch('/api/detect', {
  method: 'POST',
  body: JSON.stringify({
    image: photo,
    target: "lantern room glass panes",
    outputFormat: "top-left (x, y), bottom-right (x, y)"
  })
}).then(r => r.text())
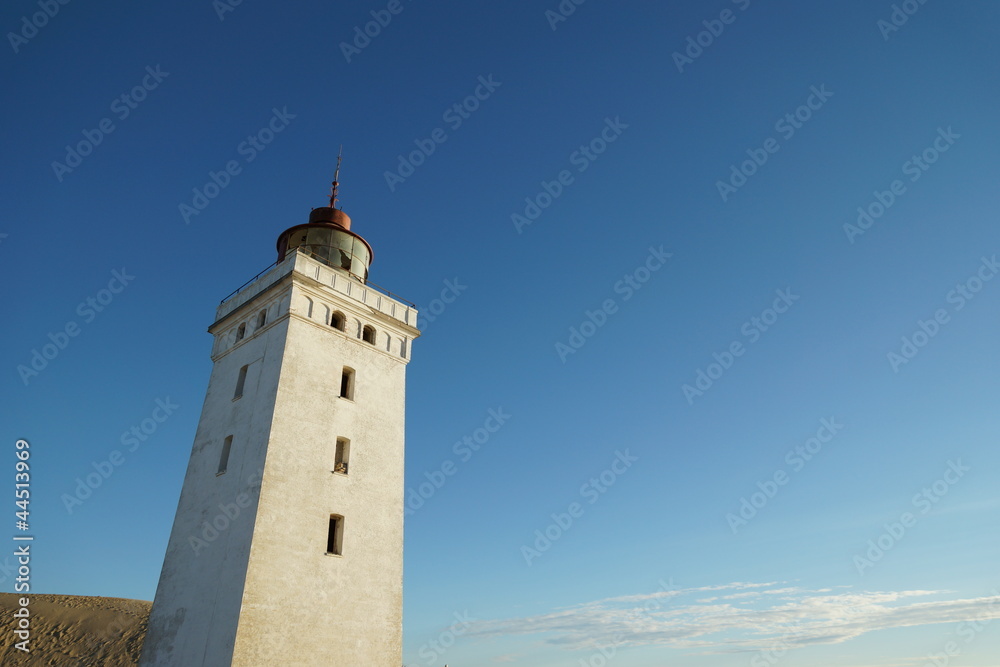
top-left (287, 228), bottom-right (370, 282)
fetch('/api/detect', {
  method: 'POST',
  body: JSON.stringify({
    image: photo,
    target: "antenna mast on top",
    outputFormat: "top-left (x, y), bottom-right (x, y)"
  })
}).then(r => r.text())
top-left (329, 145), bottom-right (343, 209)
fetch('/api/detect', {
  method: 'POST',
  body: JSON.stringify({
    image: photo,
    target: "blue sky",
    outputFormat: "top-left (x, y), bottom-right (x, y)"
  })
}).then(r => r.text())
top-left (3, 0), bottom-right (1000, 665)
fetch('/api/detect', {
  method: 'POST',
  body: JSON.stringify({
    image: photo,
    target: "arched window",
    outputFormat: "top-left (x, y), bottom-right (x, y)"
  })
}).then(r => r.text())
top-left (362, 325), bottom-right (376, 345)
top-left (217, 436), bottom-right (233, 476)
top-left (234, 364), bottom-right (249, 399)
top-left (256, 310), bottom-right (267, 329)
top-left (334, 438), bottom-right (350, 475)
top-left (331, 311), bottom-right (346, 331)
top-left (340, 367), bottom-right (355, 400)
top-left (326, 515), bottom-right (344, 555)
top-left (235, 323), bottom-right (246, 342)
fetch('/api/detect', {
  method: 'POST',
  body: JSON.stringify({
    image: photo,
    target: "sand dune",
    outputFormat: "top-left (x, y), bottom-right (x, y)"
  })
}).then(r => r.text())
top-left (0, 593), bottom-right (150, 666)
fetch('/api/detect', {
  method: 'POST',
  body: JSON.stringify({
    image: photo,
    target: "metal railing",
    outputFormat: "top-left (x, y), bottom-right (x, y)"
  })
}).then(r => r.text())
top-left (219, 247), bottom-right (416, 308)
top-left (219, 260), bottom-right (280, 304)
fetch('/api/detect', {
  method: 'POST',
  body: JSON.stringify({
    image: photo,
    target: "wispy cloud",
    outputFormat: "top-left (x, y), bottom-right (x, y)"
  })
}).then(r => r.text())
top-left (467, 582), bottom-right (1000, 654)
top-left (492, 654), bottom-right (519, 662)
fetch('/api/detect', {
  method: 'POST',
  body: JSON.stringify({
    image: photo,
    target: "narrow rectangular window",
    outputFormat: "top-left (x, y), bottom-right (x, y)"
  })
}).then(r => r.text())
top-left (217, 435), bottom-right (233, 476)
top-left (234, 364), bottom-right (249, 399)
top-left (334, 438), bottom-right (350, 474)
top-left (340, 367), bottom-right (355, 400)
top-left (326, 515), bottom-right (344, 555)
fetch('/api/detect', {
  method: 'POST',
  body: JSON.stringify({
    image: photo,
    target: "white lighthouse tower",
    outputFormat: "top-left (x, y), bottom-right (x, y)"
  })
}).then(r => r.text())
top-left (140, 169), bottom-right (419, 666)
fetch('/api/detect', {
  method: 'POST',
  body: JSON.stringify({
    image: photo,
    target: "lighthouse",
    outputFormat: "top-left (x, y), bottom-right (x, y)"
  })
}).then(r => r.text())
top-left (140, 167), bottom-right (419, 666)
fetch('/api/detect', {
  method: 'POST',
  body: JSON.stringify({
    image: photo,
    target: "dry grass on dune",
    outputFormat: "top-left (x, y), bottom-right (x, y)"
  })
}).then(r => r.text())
top-left (0, 593), bottom-right (150, 666)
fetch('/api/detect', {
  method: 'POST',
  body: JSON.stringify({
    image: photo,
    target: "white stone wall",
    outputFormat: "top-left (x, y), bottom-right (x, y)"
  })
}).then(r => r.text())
top-left (140, 290), bottom-right (292, 666)
top-left (141, 253), bottom-right (417, 667)
top-left (214, 251), bottom-right (418, 349)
